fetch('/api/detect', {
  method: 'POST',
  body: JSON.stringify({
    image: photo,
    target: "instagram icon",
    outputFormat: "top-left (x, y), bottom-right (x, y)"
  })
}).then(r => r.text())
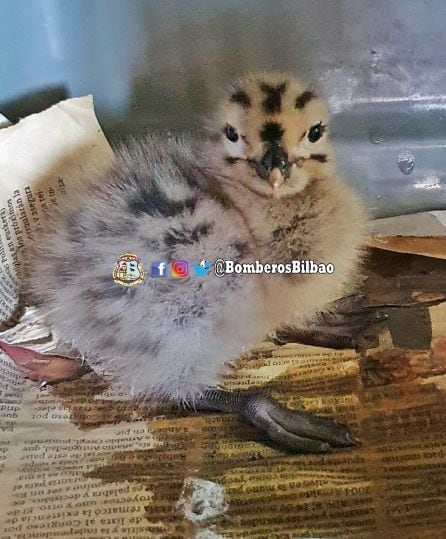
top-left (171, 260), bottom-right (189, 278)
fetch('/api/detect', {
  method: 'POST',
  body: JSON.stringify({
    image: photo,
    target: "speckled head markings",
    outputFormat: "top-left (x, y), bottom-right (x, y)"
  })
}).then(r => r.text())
top-left (230, 89), bottom-right (252, 109)
top-left (295, 89), bottom-right (315, 110)
top-left (309, 153), bottom-right (328, 163)
top-left (259, 81), bottom-right (287, 114)
top-left (207, 71), bottom-right (333, 198)
top-left (259, 121), bottom-right (284, 144)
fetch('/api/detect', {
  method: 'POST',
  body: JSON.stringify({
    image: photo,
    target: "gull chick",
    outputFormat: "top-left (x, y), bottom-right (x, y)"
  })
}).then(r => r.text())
top-left (27, 72), bottom-right (366, 452)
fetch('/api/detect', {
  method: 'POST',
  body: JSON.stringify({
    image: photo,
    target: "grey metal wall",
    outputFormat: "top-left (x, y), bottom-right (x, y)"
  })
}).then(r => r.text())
top-left (1, 0), bottom-right (446, 217)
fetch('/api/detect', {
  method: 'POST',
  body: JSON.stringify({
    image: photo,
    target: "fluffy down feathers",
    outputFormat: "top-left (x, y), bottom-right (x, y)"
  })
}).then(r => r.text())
top-left (27, 73), bottom-right (366, 402)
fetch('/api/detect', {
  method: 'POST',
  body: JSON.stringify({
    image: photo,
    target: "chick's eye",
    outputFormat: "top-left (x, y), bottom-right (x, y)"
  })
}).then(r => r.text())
top-left (225, 124), bottom-right (239, 143)
top-left (307, 123), bottom-right (324, 143)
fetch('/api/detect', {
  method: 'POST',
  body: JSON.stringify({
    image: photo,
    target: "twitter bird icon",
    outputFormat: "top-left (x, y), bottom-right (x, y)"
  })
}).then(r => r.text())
top-left (192, 260), bottom-right (211, 277)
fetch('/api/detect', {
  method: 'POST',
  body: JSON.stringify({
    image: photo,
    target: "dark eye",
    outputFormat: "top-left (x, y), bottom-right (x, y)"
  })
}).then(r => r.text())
top-left (307, 122), bottom-right (324, 143)
top-left (225, 124), bottom-right (239, 143)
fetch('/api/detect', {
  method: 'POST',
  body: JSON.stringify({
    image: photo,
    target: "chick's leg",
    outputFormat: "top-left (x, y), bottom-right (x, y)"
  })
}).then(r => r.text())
top-left (272, 293), bottom-right (387, 349)
top-left (194, 388), bottom-right (358, 453)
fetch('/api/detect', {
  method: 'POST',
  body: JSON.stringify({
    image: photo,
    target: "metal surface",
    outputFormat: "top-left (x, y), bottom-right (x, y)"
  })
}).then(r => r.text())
top-left (1, 0), bottom-right (445, 217)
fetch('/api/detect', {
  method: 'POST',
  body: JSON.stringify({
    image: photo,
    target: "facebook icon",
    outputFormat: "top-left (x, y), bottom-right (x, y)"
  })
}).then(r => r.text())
top-left (150, 261), bottom-right (168, 277)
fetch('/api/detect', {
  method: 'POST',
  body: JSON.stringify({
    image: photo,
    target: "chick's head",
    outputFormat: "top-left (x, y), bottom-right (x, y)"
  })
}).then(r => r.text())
top-left (205, 72), bottom-right (334, 198)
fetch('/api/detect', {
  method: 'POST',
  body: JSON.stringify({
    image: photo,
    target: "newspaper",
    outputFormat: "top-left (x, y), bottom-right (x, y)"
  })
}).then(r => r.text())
top-left (1, 99), bottom-right (446, 538)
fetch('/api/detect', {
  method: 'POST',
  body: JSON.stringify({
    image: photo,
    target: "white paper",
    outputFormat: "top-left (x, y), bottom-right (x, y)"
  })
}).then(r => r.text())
top-left (0, 96), bottom-right (113, 352)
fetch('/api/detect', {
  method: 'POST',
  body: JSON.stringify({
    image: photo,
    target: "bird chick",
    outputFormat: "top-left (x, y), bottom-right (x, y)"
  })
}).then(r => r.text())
top-left (27, 72), bottom-right (366, 453)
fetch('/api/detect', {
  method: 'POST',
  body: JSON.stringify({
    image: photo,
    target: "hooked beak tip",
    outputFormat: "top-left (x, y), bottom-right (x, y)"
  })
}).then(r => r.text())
top-left (268, 168), bottom-right (284, 195)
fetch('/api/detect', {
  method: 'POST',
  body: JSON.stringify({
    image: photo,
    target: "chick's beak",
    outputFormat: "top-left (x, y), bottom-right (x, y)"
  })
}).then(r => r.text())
top-left (252, 144), bottom-right (290, 196)
top-left (268, 168), bottom-right (284, 197)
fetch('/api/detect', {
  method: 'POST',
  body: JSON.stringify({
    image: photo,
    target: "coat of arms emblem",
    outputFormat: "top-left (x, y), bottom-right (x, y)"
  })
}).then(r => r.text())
top-left (112, 253), bottom-right (144, 286)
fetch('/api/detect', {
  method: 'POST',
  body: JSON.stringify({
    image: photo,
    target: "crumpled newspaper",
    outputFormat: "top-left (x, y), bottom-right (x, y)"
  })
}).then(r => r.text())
top-left (0, 96), bottom-right (112, 361)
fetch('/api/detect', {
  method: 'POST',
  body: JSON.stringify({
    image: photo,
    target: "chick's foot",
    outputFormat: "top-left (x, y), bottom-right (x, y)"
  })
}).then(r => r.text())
top-left (195, 388), bottom-right (359, 453)
top-left (272, 293), bottom-right (388, 350)
top-left (0, 341), bottom-right (90, 385)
